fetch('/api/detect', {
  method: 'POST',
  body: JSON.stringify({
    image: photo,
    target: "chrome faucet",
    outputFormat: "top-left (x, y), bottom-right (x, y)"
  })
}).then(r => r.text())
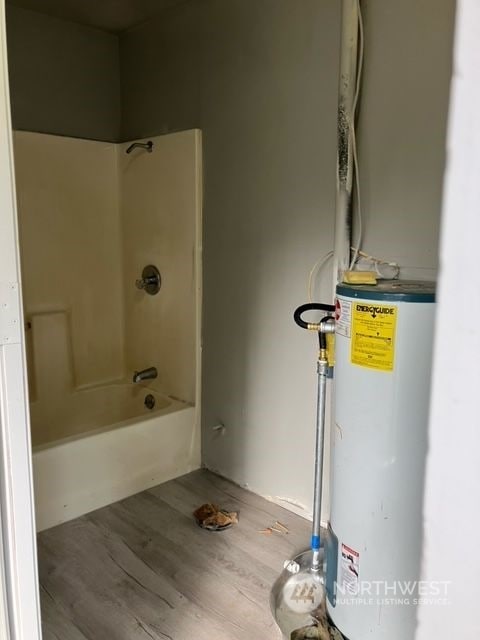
top-left (133, 367), bottom-right (158, 383)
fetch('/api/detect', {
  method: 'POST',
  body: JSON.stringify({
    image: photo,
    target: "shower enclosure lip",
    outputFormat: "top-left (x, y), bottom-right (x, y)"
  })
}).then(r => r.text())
top-left (126, 140), bottom-right (154, 154)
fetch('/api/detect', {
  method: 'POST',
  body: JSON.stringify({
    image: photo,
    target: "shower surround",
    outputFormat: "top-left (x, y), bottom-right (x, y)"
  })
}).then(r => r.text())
top-left (13, 129), bottom-right (202, 530)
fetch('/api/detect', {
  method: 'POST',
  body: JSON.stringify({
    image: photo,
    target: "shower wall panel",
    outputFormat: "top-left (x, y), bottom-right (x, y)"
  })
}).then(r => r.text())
top-left (120, 130), bottom-right (200, 405)
top-left (14, 132), bottom-right (125, 409)
top-left (14, 129), bottom-right (201, 447)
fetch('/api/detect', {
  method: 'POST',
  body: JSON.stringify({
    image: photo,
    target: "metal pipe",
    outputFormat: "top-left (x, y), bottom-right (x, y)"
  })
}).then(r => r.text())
top-left (125, 140), bottom-right (153, 154)
top-left (332, 0), bottom-right (359, 286)
top-left (312, 352), bottom-right (329, 573)
top-left (311, 316), bottom-right (335, 572)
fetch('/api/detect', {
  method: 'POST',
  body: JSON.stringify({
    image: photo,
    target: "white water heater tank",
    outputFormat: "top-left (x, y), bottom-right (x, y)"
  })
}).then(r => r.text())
top-left (326, 281), bottom-right (436, 640)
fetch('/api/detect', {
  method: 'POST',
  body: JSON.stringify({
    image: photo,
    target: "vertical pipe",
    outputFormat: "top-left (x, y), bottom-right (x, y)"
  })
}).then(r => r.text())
top-left (311, 355), bottom-right (329, 573)
top-left (333, 0), bottom-right (359, 286)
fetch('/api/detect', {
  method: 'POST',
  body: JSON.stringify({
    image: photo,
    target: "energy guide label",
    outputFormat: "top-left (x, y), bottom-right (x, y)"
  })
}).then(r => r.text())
top-left (351, 303), bottom-right (397, 371)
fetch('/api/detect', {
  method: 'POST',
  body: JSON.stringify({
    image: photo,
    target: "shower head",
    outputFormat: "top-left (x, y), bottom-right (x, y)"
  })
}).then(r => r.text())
top-left (126, 140), bottom-right (153, 154)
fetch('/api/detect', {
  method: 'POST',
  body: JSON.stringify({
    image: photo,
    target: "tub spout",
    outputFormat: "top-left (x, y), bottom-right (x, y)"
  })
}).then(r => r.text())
top-left (133, 367), bottom-right (158, 383)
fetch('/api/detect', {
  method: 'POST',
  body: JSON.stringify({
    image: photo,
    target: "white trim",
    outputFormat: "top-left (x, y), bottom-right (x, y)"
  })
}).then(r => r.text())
top-left (0, 1), bottom-right (42, 638)
top-left (192, 129), bottom-right (203, 467)
top-left (0, 510), bottom-right (11, 639)
top-left (0, 283), bottom-right (21, 347)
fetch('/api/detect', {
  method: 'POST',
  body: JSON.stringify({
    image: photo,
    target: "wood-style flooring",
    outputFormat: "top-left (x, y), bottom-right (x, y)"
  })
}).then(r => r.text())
top-left (38, 469), bottom-right (311, 640)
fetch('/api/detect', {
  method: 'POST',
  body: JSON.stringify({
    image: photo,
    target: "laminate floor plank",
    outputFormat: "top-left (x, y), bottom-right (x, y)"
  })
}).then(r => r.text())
top-left (40, 584), bottom-right (90, 640)
top-left (40, 521), bottom-right (170, 640)
top-left (92, 497), bottom-right (275, 638)
top-left (151, 471), bottom-right (309, 568)
top-left (40, 515), bottom-right (230, 640)
top-left (38, 470), bottom-right (312, 640)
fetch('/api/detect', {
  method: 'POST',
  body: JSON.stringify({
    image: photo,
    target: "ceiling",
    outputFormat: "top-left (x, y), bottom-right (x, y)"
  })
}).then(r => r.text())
top-left (6, 0), bottom-right (188, 33)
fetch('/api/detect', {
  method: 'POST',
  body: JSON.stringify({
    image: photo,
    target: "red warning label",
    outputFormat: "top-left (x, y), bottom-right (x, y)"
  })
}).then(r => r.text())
top-left (335, 299), bottom-right (352, 338)
top-left (340, 543), bottom-right (360, 595)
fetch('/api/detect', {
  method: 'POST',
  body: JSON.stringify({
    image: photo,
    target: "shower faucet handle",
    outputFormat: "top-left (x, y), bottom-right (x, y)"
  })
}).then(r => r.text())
top-left (135, 265), bottom-right (161, 295)
top-left (136, 275), bottom-right (157, 289)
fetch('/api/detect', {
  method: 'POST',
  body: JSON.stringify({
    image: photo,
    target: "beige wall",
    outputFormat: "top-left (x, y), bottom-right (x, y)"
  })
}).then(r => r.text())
top-left (120, 130), bottom-right (200, 404)
top-left (119, 0), bottom-right (454, 515)
top-left (6, 5), bottom-right (121, 141)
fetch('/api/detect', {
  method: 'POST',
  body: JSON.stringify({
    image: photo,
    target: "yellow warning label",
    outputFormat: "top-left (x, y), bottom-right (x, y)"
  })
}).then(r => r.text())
top-left (351, 303), bottom-right (397, 371)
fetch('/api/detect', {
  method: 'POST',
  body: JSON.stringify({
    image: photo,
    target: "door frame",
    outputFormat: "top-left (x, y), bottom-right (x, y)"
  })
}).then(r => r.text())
top-left (0, 2), bottom-right (42, 639)
top-left (416, 1), bottom-right (480, 637)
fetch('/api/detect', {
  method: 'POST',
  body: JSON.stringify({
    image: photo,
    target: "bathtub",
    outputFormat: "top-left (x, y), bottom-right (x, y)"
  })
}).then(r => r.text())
top-left (32, 382), bottom-right (200, 531)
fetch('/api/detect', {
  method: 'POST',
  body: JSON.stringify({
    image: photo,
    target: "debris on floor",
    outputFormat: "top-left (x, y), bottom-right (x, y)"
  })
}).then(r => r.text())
top-left (291, 601), bottom-right (344, 640)
top-left (258, 520), bottom-right (289, 535)
top-left (291, 619), bottom-right (343, 640)
top-left (193, 503), bottom-right (238, 531)
top-left (291, 625), bottom-right (330, 640)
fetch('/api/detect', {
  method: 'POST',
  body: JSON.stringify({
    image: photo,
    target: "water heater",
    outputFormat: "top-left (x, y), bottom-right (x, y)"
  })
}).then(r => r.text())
top-left (326, 281), bottom-right (436, 640)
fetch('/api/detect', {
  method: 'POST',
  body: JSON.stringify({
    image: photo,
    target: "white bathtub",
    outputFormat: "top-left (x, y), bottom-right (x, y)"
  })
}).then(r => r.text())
top-left (32, 382), bottom-right (200, 531)
top-left (31, 382), bottom-right (177, 447)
